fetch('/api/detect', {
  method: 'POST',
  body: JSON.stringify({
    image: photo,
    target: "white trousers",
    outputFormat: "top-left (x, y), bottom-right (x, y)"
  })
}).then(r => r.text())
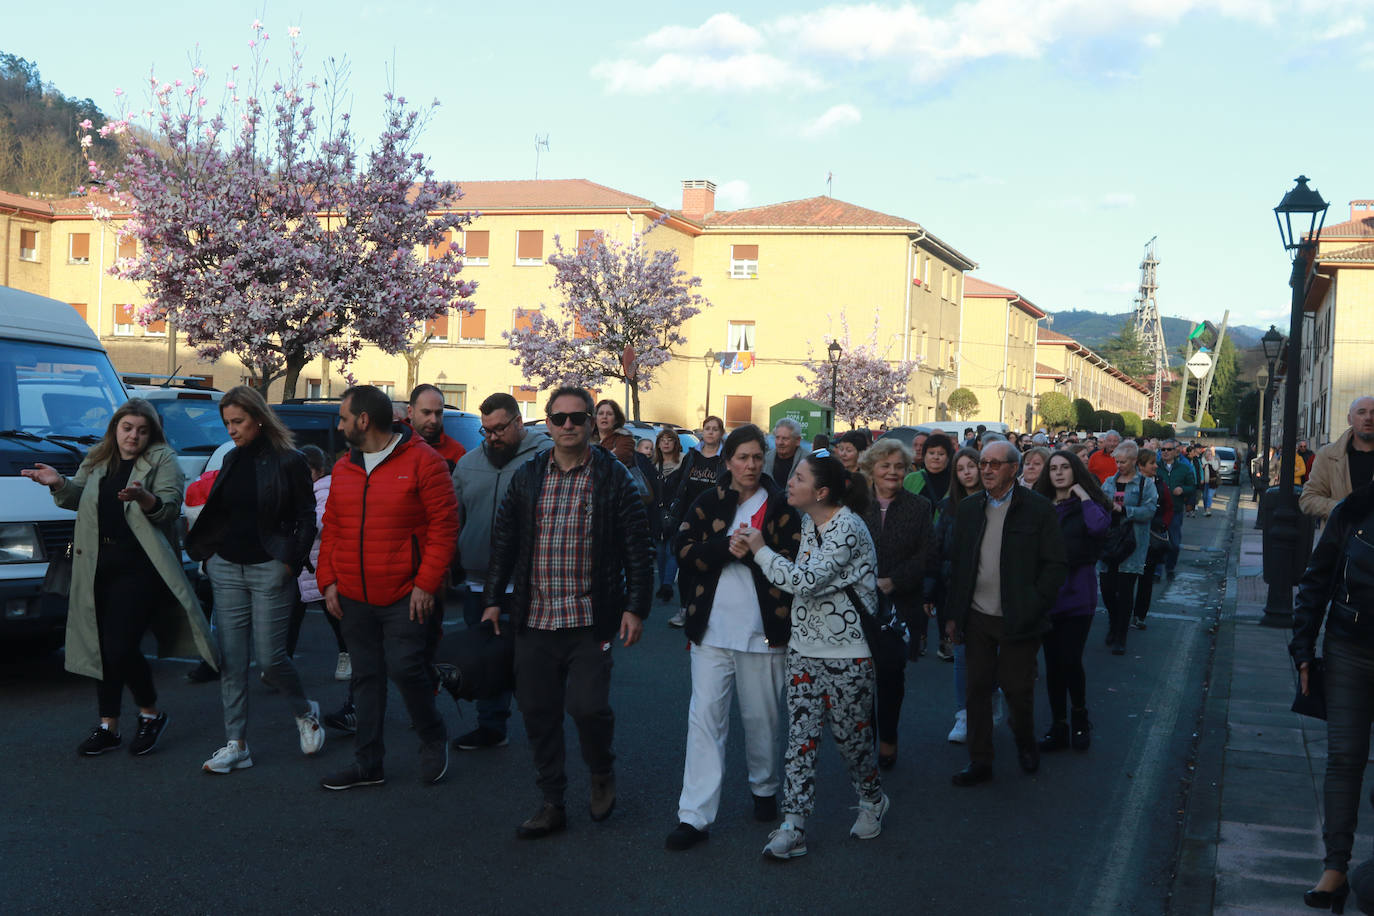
top-left (677, 644), bottom-right (787, 830)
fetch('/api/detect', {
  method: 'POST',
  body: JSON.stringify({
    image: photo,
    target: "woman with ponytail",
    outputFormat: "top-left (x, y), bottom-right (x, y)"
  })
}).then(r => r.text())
top-left (737, 454), bottom-right (886, 860)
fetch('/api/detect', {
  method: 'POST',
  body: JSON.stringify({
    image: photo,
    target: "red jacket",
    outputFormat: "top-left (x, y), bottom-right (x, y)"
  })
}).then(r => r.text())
top-left (317, 427), bottom-right (459, 606)
top-left (406, 424), bottom-right (466, 469)
top-left (1088, 449), bottom-right (1117, 484)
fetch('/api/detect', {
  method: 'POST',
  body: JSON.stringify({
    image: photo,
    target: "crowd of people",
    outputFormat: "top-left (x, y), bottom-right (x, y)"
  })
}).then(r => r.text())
top-left (26, 389), bottom-right (1241, 861)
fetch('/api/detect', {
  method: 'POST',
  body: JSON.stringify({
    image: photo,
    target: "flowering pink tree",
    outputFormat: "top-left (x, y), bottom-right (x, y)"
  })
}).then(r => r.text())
top-left (797, 317), bottom-right (920, 428)
top-left (505, 227), bottom-right (708, 419)
top-left (84, 22), bottom-right (475, 397)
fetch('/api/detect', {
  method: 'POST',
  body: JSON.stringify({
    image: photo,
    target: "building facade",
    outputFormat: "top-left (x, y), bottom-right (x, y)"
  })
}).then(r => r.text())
top-left (958, 277), bottom-right (1044, 429)
top-left (1034, 326), bottom-right (1150, 424)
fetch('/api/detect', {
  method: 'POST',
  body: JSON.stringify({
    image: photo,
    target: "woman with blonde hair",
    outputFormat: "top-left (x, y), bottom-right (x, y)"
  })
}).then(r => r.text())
top-left (23, 398), bottom-right (216, 756)
top-left (186, 386), bottom-right (322, 774)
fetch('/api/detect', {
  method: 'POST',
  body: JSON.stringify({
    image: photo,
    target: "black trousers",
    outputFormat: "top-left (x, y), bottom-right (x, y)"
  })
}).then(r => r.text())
top-left (1099, 567), bottom-right (1140, 646)
top-left (1135, 562), bottom-right (1158, 620)
top-left (286, 594), bottom-right (347, 657)
top-left (964, 611), bottom-right (1040, 764)
top-left (1042, 614), bottom-right (1092, 721)
top-left (1322, 636), bottom-right (1374, 871)
top-left (874, 655), bottom-right (904, 745)
top-left (514, 626), bottom-right (615, 804)
top-left (339, 594), bottom-right (446, 771)
top-left (93, 546), bottom-right (166, 719)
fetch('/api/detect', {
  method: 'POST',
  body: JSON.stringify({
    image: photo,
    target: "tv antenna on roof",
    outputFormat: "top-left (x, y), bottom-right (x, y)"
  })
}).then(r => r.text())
top-left (534, 134), bottom-right (550, 180)
top-left (826, 171), bottom-right (833, 197)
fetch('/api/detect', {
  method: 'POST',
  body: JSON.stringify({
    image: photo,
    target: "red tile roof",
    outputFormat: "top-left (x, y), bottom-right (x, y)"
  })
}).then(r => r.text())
top-left (964, 276), bottom-right (1045, 318)
top-left (445, 179), bottom-right (658, 212)
top-left (703, 195), bottom-right (920, 229)
top-left (1038, 327), bottom-right (1073, 343)
top-left (1036, 362), bottom-right (1066, 378)
top-left (1318, 241), bottom-right (1374, 263)
top-left (1321, 215), bottom-right (1374, 238)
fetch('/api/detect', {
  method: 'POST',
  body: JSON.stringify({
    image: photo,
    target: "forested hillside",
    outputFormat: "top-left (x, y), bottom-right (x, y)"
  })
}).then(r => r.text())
top-left (0, 53), bottom-right (119, 195)
top-left (1047, 309), bottom-right (1264, 358)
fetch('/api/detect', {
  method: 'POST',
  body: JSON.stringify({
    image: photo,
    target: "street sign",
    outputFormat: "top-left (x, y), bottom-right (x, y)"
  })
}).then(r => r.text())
top-left (1188, 322), bottom-right (1207, 341)
top-left (1186, 350), bottom-right (1213, 379)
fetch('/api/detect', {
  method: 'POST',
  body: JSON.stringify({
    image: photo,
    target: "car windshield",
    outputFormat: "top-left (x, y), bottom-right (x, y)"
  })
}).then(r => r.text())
top-left (153, 399), bottom-right (231, 455)
top-left (1214, 447), bottom-right (1236, 460)
top-left (0, 339), bottom-right (126, 439)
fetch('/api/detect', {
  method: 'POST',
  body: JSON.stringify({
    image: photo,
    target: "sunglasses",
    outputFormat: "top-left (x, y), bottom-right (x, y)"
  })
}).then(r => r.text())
top-left (548, 411), bottom-right (590, 427)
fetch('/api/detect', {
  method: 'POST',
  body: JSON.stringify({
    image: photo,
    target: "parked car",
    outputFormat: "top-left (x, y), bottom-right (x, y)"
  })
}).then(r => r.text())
top-left (271, 399), bottom-right (483, 459)
top-left (530, 419), bottom-right (699, 453)
top-left (1213, 446), bottom-right (1239, 485)
top-left (129, 385), bottom-right (229, 479)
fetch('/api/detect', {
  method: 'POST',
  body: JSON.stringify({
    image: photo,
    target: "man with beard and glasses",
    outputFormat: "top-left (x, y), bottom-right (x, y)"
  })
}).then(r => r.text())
top-left (407, 384), bottom-right (466, 471)
top-left (445, 392), bottom-right (551, 751)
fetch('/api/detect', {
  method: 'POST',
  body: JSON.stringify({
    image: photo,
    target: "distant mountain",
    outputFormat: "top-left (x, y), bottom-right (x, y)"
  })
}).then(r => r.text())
top-left (1045, 310), bottom-right (1265, 363)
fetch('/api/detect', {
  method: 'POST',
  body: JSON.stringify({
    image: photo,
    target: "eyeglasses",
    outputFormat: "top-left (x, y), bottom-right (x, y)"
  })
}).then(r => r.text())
top-left (1161, 447), bottom-right (1175, 452)
top-left (480, 417), bottom-right (516, 438)
top-left (978, 459), bottom-right (1011, 469)
top-left (548, 411), bottom-right (590, 427)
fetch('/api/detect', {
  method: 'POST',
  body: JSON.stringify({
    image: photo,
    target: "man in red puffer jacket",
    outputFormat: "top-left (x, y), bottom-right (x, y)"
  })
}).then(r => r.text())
top-left (316, 385), bottom-right (459, 791)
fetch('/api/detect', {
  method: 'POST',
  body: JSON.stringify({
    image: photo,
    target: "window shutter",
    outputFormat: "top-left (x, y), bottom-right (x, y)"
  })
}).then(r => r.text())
top-left (463, 230), bottom-right (489, 258)
top-left (426, 313), bottom-right (449, 339)
top-left (70, 233), bottom-right (90, 261)
top-left (512, 308), bottom-right (537, 333)
top-left (116, 304), bottom-right (136, 323)
top-left (462, 309), bottom-right (486, 339)
top-left (146, 319), bottom-right (167, 334)
top-left (20, 229), bottom-right (38, 253)
top-left (573, 317), bottom-right (595, 339)
top-left (577, 229), bottom-right (599, 252)
top-left (117, 236), bottom-right (137, 260)
top-left (512, 386), bottom-right (538, 403)
top-left (517, 230), bottom-right (543, 260)
top-left (428, 230), bottom-right (452, 261)
top-left (724, 395), bottom-right (753, 426)
top-left (732, 244), bottom-right (758, 261)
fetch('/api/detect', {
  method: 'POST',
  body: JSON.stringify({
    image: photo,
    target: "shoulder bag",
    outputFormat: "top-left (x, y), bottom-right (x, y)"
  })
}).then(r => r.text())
top-left (845, 584), bottom-right (906, 677)
top-left (42, 540), bottom-right (73, 598)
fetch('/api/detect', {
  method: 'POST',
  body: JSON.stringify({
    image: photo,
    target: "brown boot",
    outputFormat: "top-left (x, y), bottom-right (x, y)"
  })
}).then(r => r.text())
top-left (589, 771), bottom-right (616, 822)
top-left (516, 802), bottom-right (566, 839)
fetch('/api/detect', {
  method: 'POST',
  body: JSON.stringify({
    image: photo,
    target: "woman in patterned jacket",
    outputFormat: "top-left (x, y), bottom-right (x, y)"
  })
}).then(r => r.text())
top-left (738, 453), bottom-right (885, 861)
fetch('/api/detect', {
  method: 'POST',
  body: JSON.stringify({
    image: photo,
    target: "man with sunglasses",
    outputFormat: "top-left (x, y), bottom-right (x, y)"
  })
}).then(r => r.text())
top-left (449, 392), bottom-right (551, 751)
top-left (482, 386), bottom-right (654, 839)
top-left (943, 440), bottom-right (1066, 786)
top-left (1156, 439), bottom-right (1196, 581)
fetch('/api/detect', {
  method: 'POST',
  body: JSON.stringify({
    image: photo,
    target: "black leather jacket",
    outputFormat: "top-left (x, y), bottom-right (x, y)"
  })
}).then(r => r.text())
top-left (482, 446), bottom-right (654, 640)
top-left (186, 443), bottom-right (316, 574)
top-left (1290, 485), bottom-right (1374, 667)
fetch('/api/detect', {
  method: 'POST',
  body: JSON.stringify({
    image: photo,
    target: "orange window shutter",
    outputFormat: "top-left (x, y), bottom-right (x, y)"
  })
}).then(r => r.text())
top-left (146, 319), bottom-right (167, 333)
top-left (464, 230), bottom-right (489, 258)
top-left (512, 386), bottom-right (538, 403)
top-left (732, 244), bottom-right (758, 261)
top-left (725, 395), bottom-right (753, 425)
top-left (573, 317), bottom-right (594, 339)
top-left (71, 234), bottom-right (90, 260)
top-left (517, 230), bottom-right (543, 260)
top-left (117, 236), bottom-right (137, 260)
top-left (463, 309), bottom-right (486, 339)
top-left (69, 302), bottom-right (88, 320)
top-left (426, 314), bottom-right (449, 338)
top-left (116, 304), bottom-right (135, 323)
top-left (21, 229), bottom-right (37, 249)
top-left (577, 229), bottom-right (598, 252)
top-left (428, 230), bottom-right (451, 261)
top-left (513, 308), bottom-right (536, 333)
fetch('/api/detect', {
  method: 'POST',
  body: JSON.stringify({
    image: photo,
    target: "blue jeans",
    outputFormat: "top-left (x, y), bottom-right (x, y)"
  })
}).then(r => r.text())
top-left (1202, 486), bottom-right (1216, 510)
top-left (462, 589), bottom-right (513, 735)
top-left (1166, 510), bottom-right (1184, 572)
top-left (656, 540), bottom-right (678, 591)
top-left (208, 555), bottom-right (310, 742)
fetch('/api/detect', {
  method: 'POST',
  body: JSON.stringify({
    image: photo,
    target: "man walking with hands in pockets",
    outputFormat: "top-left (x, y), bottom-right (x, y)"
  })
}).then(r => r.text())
top-left (482, 386), bottom-right (654, 839)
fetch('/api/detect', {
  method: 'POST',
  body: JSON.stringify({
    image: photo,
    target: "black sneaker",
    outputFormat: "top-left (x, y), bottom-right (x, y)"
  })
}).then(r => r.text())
top-left (432, 664), bottom-right (463, 704)
top-left (78, 726), bottom-right (121, 756)
top-left (185, 661), bottom-right (220, 683)
top-left (420, 740), bottom-right (449, 785)
top-left (665, 822), bottom-right (709, 851)
top-left (130, 713), bottom-right (168, 756)
top-left (322, 703), bottom-right (357, 734)
top-left (453, 726), bottom-right (508, 750)
top-left (321, 764), bottom-right (385, 791)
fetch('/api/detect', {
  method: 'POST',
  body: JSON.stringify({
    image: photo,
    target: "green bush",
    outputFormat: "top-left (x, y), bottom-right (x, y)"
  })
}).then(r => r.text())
top-left (1037, 392), bottom-right (1073, 430)
top-left (1072, 398), bottom-right (1095, 430)
top-left (1120, 411), bottom-right (1143, 436)
top-left (946, 387), bottom-right (979, 421)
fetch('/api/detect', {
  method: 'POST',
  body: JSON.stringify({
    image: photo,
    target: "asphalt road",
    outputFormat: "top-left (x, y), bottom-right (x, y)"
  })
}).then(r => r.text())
top-left (0, 492), bottom-right (1239, 915)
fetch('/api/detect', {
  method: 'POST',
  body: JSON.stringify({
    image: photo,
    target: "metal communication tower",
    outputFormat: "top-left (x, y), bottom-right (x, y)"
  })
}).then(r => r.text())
top-left (1132, 237), bottom-right (1168, 418)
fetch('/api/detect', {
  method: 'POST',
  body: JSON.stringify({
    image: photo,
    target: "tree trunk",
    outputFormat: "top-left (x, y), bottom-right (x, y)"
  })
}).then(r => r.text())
top-left (629, 379), bottom-right (641, 421)
top-left (280, 352), bottom-right (309, 402)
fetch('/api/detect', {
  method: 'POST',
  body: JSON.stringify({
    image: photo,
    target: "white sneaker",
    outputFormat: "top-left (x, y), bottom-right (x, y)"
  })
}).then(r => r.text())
top-left (947, 709), bottom-right (967, 744)
top-left (203, 741), bottom-right (253, 774)
top-left (762, 822), bottom-right (807, 860)
top-left (850, 793), bottom-right (890, 840)
top-left (992, 690), bottom-right (1008, 729)
top-left (297, 700), bottom-right (325, 755)
top-left (668, 611), bottom-right (686, 629)
top-left (335, 652), bottom-right (352, 681)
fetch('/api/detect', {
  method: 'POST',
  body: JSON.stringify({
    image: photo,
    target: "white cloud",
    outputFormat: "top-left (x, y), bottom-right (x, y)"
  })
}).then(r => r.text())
top-left (801, 103), bottom-right (861, 137)
top-left (640, 13), bottom-right (763, 53)
top-left (591, 52), bottom-right (822, 94)
top-left (1143, 32), bottom-right (1165, 47)
top-left (715, 179), bottom-right (751, 210)
top-left (1100, 191), bottom-right (1137, 209)
top-left (1319, 16), bottom-right (1365, 40)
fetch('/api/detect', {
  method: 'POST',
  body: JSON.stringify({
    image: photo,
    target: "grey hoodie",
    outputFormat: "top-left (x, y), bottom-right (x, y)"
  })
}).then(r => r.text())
top-left (452, 428), bottom-right (552, 587)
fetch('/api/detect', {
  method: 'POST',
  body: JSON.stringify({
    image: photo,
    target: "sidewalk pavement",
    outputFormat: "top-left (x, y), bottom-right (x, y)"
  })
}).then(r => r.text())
top-left (1174, 491), bottom-right (1372, 915)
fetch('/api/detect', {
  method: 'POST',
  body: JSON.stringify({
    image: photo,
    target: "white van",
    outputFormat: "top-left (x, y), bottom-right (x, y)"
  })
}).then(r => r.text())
top-left (0, 288), bottom-right (128, 657)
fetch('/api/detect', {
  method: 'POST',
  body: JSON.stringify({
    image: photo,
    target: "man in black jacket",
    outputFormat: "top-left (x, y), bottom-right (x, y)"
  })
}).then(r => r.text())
top-left (483, 386), bottom-right (654, 839)
top-left (944, 440), bottom-right (1067, 785)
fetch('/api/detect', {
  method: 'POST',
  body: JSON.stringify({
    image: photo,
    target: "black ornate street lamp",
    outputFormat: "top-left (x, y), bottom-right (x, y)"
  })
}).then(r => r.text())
top-left (1258, 325), bottom-right (1283, 486)
top-left (703, 349), bottom-right (716, 420)
top-left (1260, 177), bottom-right (1328, 628)
top-left (827, 341), bottom-right (842, 435)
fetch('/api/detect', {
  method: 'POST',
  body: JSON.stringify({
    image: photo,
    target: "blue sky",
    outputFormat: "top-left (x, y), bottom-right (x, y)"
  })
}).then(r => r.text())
top-left (11, 1), bottom-right (1373, 331)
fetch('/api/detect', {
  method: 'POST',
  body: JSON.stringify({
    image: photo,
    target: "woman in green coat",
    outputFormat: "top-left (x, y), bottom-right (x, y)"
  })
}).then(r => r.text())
top-left (23, 398), bottom-right (216, 756)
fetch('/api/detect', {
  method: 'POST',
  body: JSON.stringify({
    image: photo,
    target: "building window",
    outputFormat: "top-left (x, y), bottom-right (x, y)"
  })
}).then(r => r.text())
top-left (724, 394), bottom-right (753, 428)
top-left (114, 304), bottom-right (136, 336)
top-left (69, 302), bottom-right (88, 321)
top-left (145, 319), bottom-right (167, 337)
top-left (462, 230), bottom-right (489, 266)
top-left (576, 229), bottom-right (602, 254)
top-left (428, 230), bottom-right (453, 261)
top-left (20, 228), bottom-right (39, 261)
top-left (425, 313), bottom-right (449, 343)
top-left (306, 378), bottom-right (323, 399)
top-left (727, 321), bottom-right (756, 352)
top-left (117, 235), bottom-right (137, 261)
top-left (459, 309), bottom-right (486, 341)
top-left (69, 233), bottom-right (91, 265)
top-left (729, 244), bottom-right (758, 279)
top-left (438, 383), bottom-right (467, 410)
top-left (512, 385), bottom-right (539, 419)
top-left (512, 308), bottom-right (538, 333)
top-left (373, 381), bottom-right (395, 397)
top-left (921, 256), bottom-right (930, 286)
top-left (516, 230), bottom-right (544, 265)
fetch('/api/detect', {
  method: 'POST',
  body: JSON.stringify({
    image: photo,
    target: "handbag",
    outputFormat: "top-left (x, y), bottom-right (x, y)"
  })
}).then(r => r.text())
top-left (1291, 657), bottom-right (1326, 720)
top-left (42, 540), bottom-right (73, 598)
top-left (846, 585), bottom-right (906, 677)
top-left (1146, 523), bottom-right (1171, 565)
top-left (1101, 518), bottom-right (1136, 566)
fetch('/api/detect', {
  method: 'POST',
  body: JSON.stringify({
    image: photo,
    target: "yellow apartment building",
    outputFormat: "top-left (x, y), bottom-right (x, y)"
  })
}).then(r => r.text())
top-left (1035, 326), bottom-right (1149, 424)
top-left (1293, 199), bottom-right (1374, 447)
top-left (957, 277), bottom-right (1045, 429)
top-left (2, 179), bottom-right (979, 430)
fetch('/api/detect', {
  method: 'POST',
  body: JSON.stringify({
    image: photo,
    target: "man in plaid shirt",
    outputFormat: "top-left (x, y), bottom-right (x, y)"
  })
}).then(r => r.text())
top-left (483, 386), bottom-right (654, 839)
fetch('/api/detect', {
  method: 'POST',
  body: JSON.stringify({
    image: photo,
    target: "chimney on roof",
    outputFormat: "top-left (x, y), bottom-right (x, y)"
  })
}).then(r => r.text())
top-left (1352, 200), bottom-right (1374, 221)
top-left (681, 179), bottom-right (716, 220)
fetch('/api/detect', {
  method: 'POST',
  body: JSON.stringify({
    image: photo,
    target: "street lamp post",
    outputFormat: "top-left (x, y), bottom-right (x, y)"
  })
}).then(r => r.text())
top-left (703, 349), bottom-right (716, 421)
top-left (1259, 326), bottom-right (1283, 488)
top-left (827, 341), bottom-right (842, 435)
top-left (1260, 176), bottom-right (1328, 628)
